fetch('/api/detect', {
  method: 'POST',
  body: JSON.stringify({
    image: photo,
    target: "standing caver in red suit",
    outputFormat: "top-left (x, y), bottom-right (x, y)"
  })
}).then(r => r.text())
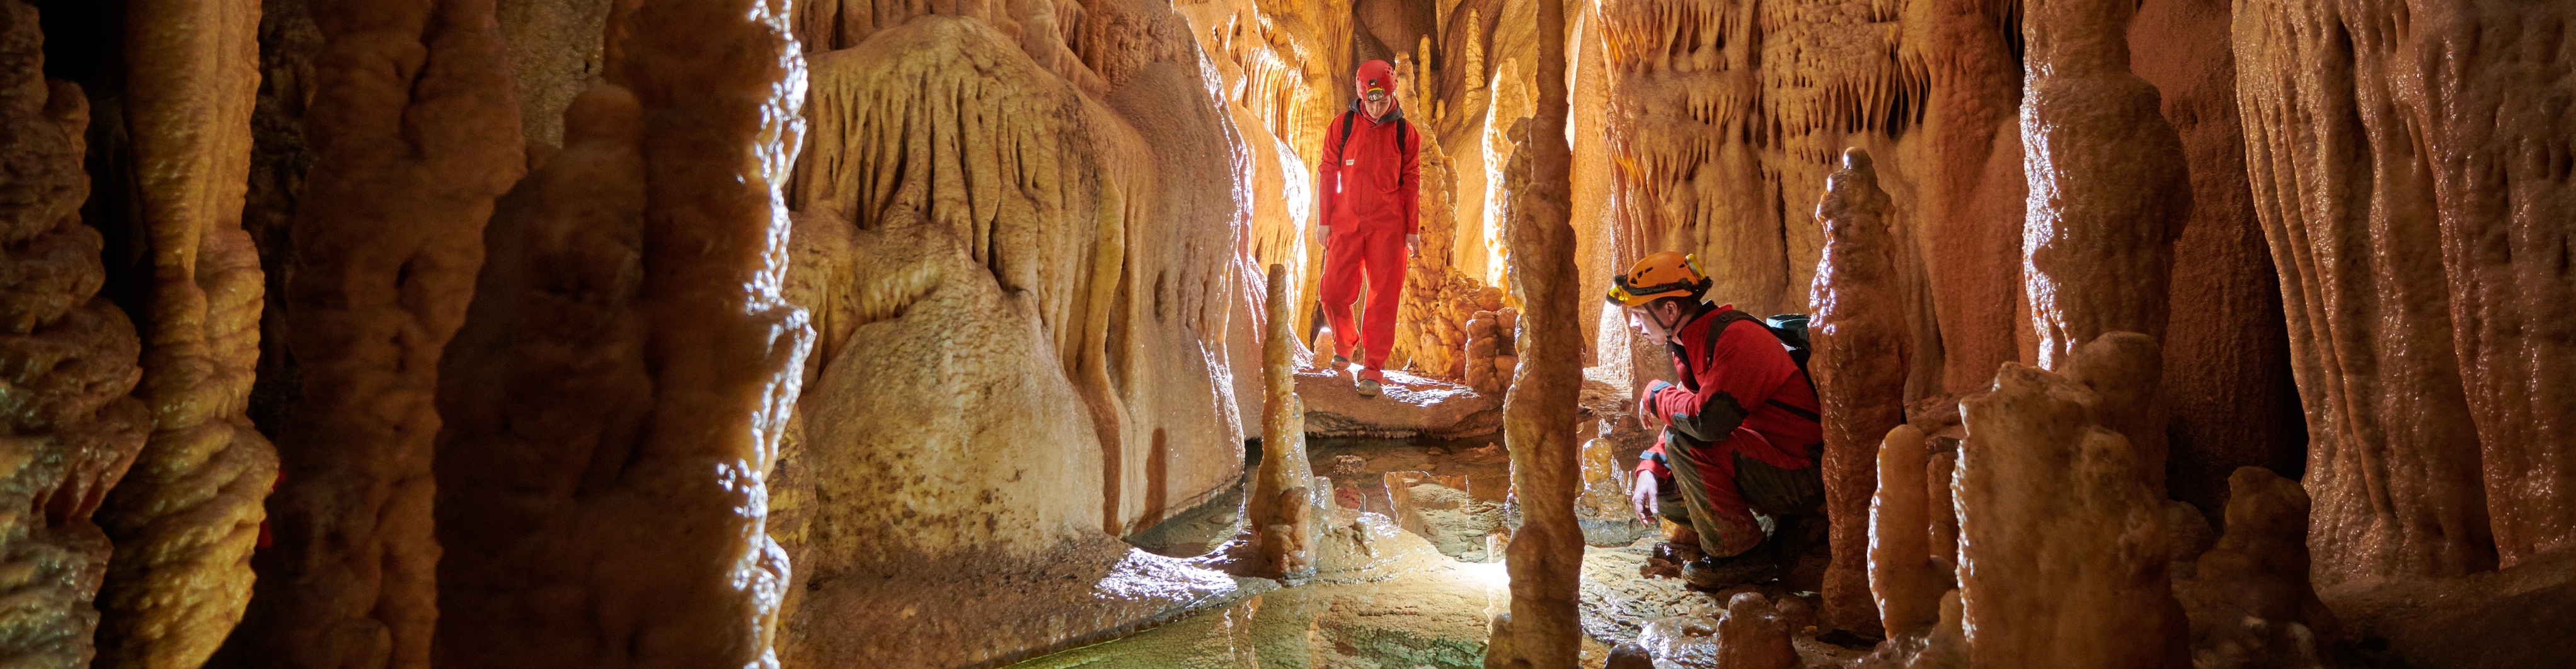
top-left (1314, 59), bottom-right (1422, 397)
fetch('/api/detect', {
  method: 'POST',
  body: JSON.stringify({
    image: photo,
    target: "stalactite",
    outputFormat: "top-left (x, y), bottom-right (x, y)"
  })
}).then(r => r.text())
top-left (0, 4), bottom-right (149, 662)
top-left (1807, 147), bottom-right (1907, 636)
top-left (89, 0), bottom-right (280, 664)
top-left (216, 0), bottom-right (527, 663)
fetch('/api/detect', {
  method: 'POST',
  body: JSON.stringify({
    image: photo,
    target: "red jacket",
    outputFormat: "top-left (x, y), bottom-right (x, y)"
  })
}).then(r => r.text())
top-left (1638, 306), bottom-right (1823, 480)
top-left (1316, 102), bottom-right (1420, 235)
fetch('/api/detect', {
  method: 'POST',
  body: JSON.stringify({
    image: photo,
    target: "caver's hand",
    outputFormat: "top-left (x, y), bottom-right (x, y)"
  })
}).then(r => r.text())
top-left (1406, 233), bottom-right (1422, 257)
top-left (1314, 224), bottom-right (1332, 250)
top-left (1631, 471), bottom-right (1661, 525)
top-left (1636, 379), bottom-right (1672, 429)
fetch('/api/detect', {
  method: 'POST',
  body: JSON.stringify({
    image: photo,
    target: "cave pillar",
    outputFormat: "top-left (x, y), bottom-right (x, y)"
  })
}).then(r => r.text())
top-left (91, 0), bottom-right (282, 664)
top-left (217, 0), bottom-right (527, 663)
top-left (1807, 147), bottom-right (1907, 636)
top-left (0, 6), bottom-right (151, 662)
top-left (1868, 424), bottom-right (1941, 637)
top-left (1488, 0), bottom-right (1582, 661)
top-left (1252, 262), bottom-right (1318, 579)
top-left (2018, 0), bottom-right (2190, 373)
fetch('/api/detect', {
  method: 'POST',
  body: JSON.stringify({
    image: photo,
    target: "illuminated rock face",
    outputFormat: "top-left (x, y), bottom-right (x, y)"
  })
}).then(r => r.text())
top-left (1955, 352), bottom-right (2184, 668)
top-left (775, 4), bottom-right (1246, 665)
top-left (2234, 0), bottom-right (2576, 586)
top-left (0, 5), bottom-right (149, 662)
top-left (428, 0), bottom-right (814, 657)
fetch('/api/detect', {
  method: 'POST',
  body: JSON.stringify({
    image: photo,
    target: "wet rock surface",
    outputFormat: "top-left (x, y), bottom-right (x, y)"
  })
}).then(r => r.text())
top-left (1297, 366), bottom-right (1502, 439)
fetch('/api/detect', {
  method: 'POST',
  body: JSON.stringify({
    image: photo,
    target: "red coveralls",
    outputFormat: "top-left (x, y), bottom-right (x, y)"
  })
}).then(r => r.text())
top-left (1636, 306), bottom-right (1824, 556)
top-left (1316, 60), bottom-right (1420, 375)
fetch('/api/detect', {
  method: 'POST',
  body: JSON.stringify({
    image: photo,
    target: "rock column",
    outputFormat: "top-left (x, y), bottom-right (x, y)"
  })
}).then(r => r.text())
top-left (1251, 263), bottom-right (1318, 579)
top-left (2019, 0), bottom-right (2190, 369)
top-left (219, 0), bottom-right (526, 663)
top-left (91, 0), bottom-right (281, 664)
top-left (1488, 0), bottom-right (1582, 661)
top-left (1807, 147), bottom-right (1908, 636)
top-left (1869, 424), bottom-right (1942, 636)
top-left (0, 7), bottom-right (151, 662)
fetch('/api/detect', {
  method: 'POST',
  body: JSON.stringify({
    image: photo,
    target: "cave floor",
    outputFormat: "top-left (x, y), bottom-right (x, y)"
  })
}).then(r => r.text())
top-left (1014, 436), bottom-right (1873, 668)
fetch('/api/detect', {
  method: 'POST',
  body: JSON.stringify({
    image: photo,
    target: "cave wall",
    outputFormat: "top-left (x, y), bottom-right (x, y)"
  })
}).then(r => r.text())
top-left (2233, 0), bottom-right (2576, 587)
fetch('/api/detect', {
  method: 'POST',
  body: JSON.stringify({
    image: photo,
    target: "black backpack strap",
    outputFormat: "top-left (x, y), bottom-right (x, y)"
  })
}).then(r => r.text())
top-left (1397, 117), bottom-right (1408, 153)
top-left (1338, 111), bottom-right (1356, 156)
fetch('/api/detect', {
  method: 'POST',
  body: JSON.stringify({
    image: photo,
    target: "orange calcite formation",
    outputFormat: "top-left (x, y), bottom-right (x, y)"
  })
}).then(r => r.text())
top-left (2180, 467), bottom-right (2338, 668)
top-left (1868, 424), bottom-right (1942, 636)
top-left (0, 6), bottom-right (149, 662)
top-left (1490, 0), bottom-right (1582, 661)
top-left (2234, 0), bottom-right (2576, 584)
top-left (2018, 0), bottom-right (2190, 369)
top-left (1807, 147), bottom-right (1907, 636)
top-left (1252, 264), bottom-right (1319, 578)
top-left (91, 0), bottom-right (280, 664)
top-left (430, 0), bottom-right (814, 657)
top-left (1956, 354), bottom-right (2184, 668)
top-left (222, 0), bottom-right (527, 664)
top-left (776, 2), bottom-right (1244, 664)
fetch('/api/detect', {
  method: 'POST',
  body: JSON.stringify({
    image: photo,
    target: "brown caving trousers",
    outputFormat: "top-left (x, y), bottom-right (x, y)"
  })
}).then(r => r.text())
top-left (1657, 431), bottom-right (1826, 559)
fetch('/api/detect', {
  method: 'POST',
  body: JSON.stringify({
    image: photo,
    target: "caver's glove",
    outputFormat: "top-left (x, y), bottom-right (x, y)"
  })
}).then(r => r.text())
top-left (1639, 380), bottom-right (1674, 429)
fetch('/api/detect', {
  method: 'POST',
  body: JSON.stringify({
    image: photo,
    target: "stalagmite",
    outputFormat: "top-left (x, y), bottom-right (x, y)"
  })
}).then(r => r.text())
top-left (2182, 467), bottom-right (2338, 668)
top-left (429, 0), bottom-right (815, 654)
top-left (1870, 424), bottom-right (1941, 636)
top-left (2064, 332), bottom-right (2167, 494)
top-left (1251, 264), bottom-right (1318, 579)
top-left (2019, 0), bottom-right (2190, 369)
top-left (1956, 353), bottom-right (2184, 668)
top-left (1807, 146), bottom-right (1907, 636)
top-left (90, 0), bottom-right (280, 665)
top-left (2234, 0), bottom-right (2573, 582)
top-left (0, 8), bottom-right (149, 662)
top-left (1488, 0), bottom-right (1581, 660)
top-left (1713, 593), bottom-right (1798, 669)
top-left (218, 0), bottom-right (527, 663)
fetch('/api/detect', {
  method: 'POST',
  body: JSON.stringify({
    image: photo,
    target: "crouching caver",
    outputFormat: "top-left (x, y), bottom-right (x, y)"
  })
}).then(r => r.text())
top-left (1607, 251), bottom-right (1827, 588)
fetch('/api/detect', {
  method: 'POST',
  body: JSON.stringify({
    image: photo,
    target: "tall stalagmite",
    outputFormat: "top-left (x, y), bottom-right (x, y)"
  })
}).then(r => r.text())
top-left (91, 0), bottom-right (281, 665)
top-left (1490, 0), bottom-right (1581, 661)
top-left (1807, 147), bottom-right (1907, 636)
top-left (217, 0), bottom-right (527, 663)
top-left (1956, 351), bottom-right (2185, 668)
top-left (0, 4), bottom-right (149, 662)
top-left (2234, 0), bottom-right (2573, 583)
top-left (2018, 0), bottom-right (2190, 369)
top-left (1251, 264), bottom-right (1318, 579)
top-left (429, 0), bottom-right (814, 658)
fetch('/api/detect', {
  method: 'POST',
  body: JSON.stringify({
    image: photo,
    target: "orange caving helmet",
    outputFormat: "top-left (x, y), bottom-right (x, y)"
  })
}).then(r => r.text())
top-left (1606, 251), bottom-right (1710, 306)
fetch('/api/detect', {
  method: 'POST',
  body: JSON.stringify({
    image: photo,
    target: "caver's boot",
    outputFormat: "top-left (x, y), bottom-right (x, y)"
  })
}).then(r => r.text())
top-left (1681, 550), bottom-right (1783, 590)
top-left (1355, 366), bottom-right (1385, 397)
